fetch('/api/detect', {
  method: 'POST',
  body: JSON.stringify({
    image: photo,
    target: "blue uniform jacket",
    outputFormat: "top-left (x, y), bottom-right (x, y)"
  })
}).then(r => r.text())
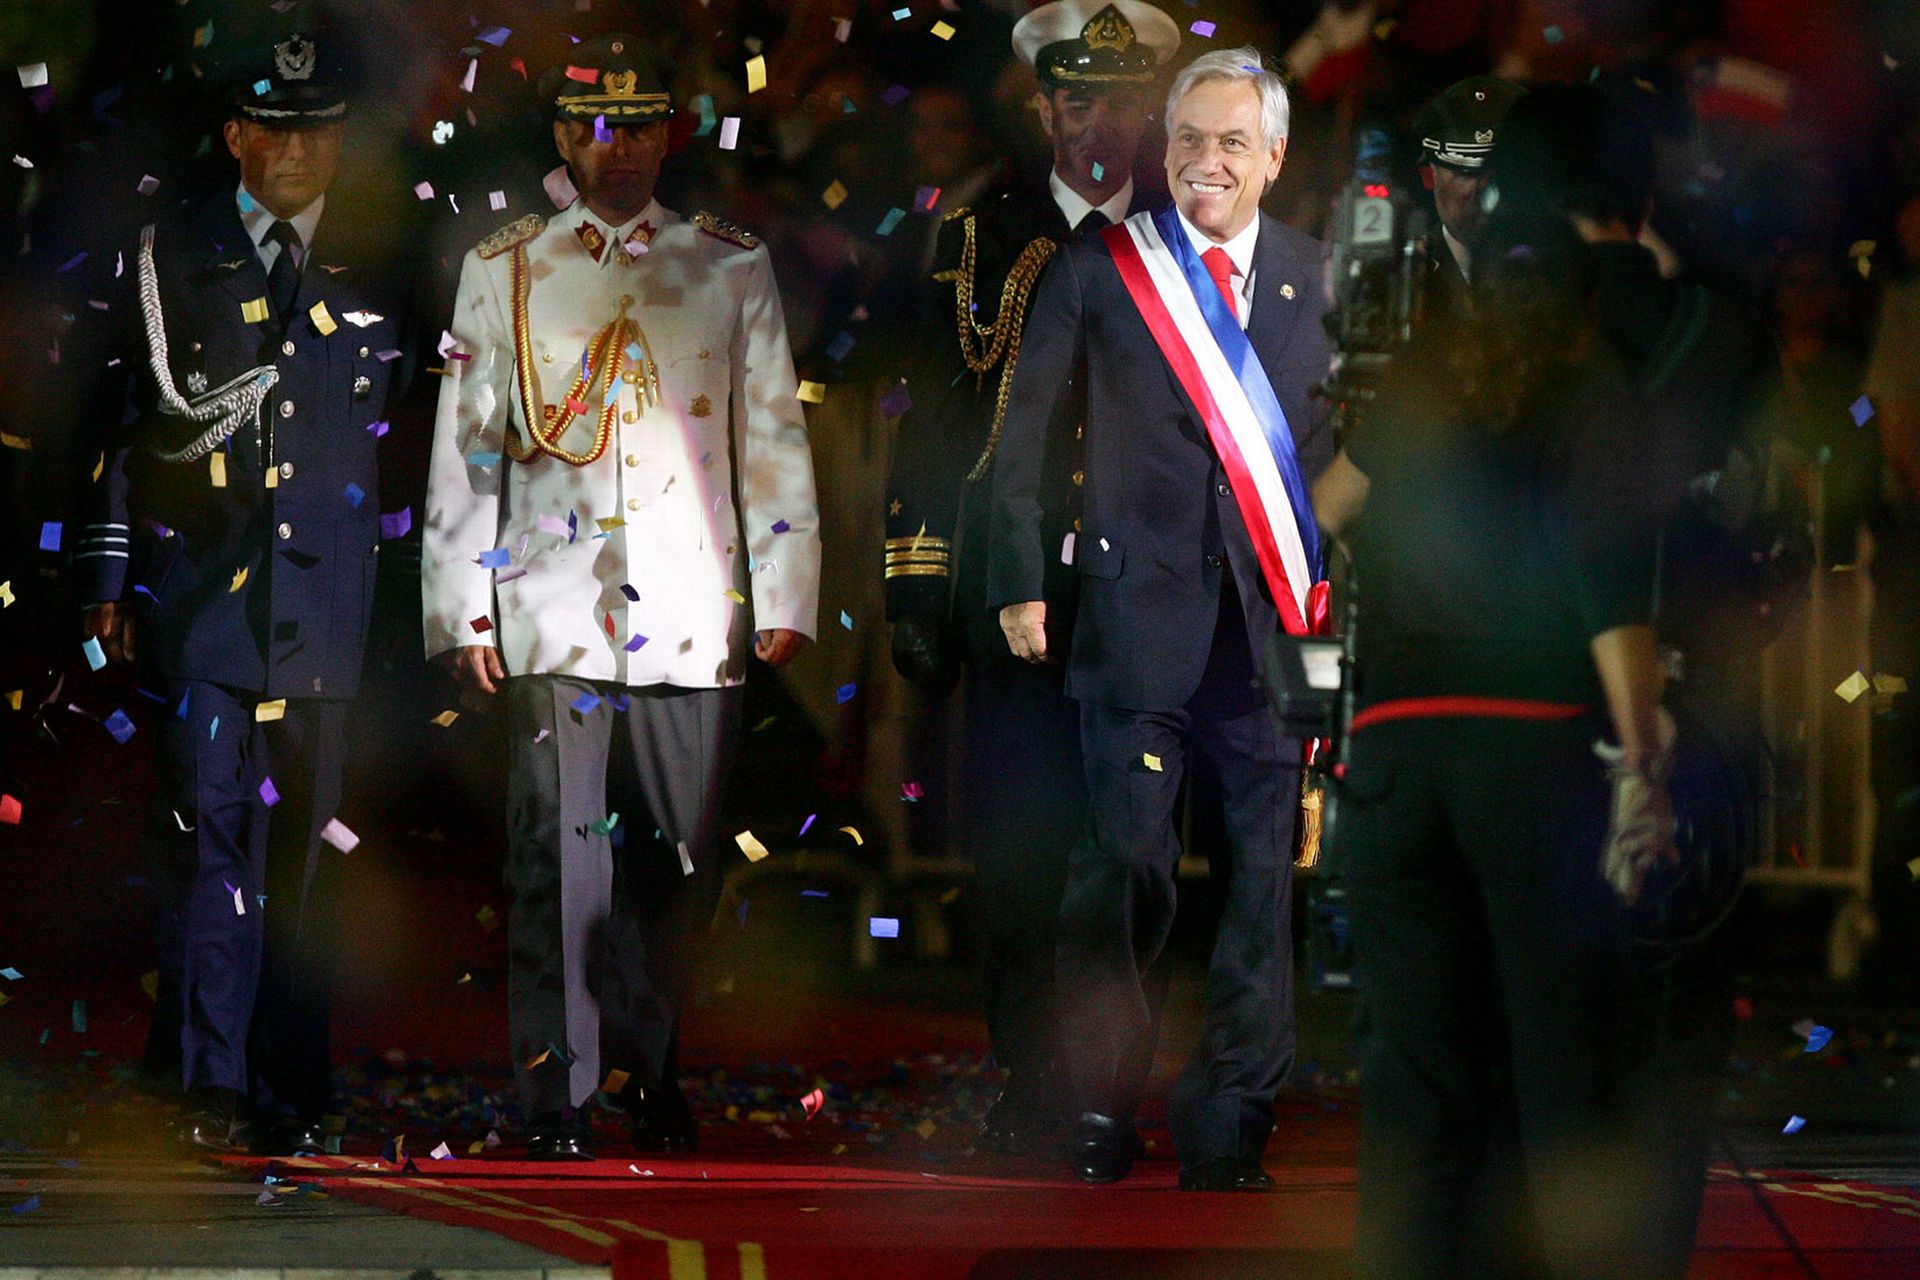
top-left (73, 187), bottom-right (410, 702)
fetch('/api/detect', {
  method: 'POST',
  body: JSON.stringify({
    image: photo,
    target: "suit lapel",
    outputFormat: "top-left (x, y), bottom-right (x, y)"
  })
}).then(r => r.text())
top-left (1244, 213), bottom-right (1302, 391)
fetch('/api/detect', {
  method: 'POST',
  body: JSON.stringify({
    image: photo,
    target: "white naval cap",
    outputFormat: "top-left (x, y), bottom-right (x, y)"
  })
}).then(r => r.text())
top-left (1012, 1), bottom-right (1181, 91)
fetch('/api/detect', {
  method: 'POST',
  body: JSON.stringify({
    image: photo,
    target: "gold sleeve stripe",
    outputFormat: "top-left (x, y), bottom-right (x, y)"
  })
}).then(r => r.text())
top-left (885, 564), bottom-right (950, 579)
top-left (885, 535), bottom-right (950, 550)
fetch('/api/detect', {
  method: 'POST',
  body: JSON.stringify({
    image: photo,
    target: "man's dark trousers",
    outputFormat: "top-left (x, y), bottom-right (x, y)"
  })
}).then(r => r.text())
top-left (149, 678), bottom-right (346, 1121)
top-left (1057, 581), bottom-right (1297, 1166)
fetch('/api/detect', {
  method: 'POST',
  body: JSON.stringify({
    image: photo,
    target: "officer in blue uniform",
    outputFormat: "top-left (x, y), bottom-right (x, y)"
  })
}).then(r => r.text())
top-left (74, 32), bottom-right (409, 1155)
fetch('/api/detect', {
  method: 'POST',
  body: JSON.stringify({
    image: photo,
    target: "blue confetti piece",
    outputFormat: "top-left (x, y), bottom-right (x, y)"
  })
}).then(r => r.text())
top-left (571, 692), bottom-right (602, 715)
top-left (801, 889), bottom-right (829, 899)
top-left (175, 689), bottom-right (191, 720)
top-left (879, 382), bottom-right (913, 417)
top-left (826, 331), bottom-right (856, 362)
top-left (379, 507), bottom-right (412, 540)
top-left (259, 777), bottom-right (280, 807)
top-left (836, 683), bottom-right (857, 704)
top-left (103, 709), bottom-right (135, 744)
top-left (840, 610), bottom-right (853, 630)
top-left (1091, 162), bottom-right (1105, 182)
top-left (869, 917), bottom-right (900, 938)
top-left (237, 190), bottom-right (256, 214)
top-left (82, 636), bottom-right (106, 671)
top-left (71, 999), bottom-right (86, 1033)
top-left (367, 419), bottom-right (390, 437)
top-left (588, 812), bottom-right (619, 836)
top-left (343, 482), bottom-right (365, 508)
top-left (799, 813), bottom-right (817, 837)
top-left (567, 511), bottom-right (578, 544)
top-left (876, 207), bottom-right (906, 236)
top-left (0, 967), bottom-right (17, 980)
top-left (1851, 396), bottom-right (1874, 427)
top-left (1804, 1024), bottom-right (1833, 1052)
top-left (134, 583), bottom-right (158, 602)
top-left (610, 694), bottom-right (630, 712)
top-left (892, 6), bottom-right (910, 18)
top-left (1782, 1115), bottom-right (1806, 1134)
top-left (10, 1195), bottom-right (40, 1215)
top-left (593, 114), bottom-right (612, 144)
top-left (1190, 20), bottom-right (1216, 36)
top-left (38, 521), bottom-right (61, 552)
top-left (624, 634), bottom-right (649, 652)
top-left (477, 548), bottom-right (511, 568)
top-left (619, 583), bottom-right (640, 601)
top-left (1542, 24), bottom-right (1564, 42)
top-left (467, 451), bottom-right (502, 468)
top-left (477, 25), bottom-right (511, 46)
top-left (253, 78), bottom-right (271, 96)
top-left (772, 519), bottom-right (791, 534)
top-left (736, 898), bottom-right (750, 926)
top-left (881, 84), bottom-right (910, 107)
top-left (209, 715), bottom-right (219, 740)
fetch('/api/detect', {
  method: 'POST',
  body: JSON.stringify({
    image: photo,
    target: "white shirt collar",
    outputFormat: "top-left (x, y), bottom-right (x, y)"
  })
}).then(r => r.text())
top-left (1442, 226), bottom-right (1472, 280)
top-left (567, 197), bottom-right (667, 265)
top-left (1049, 170), bottom-right (1133, 231)
top-left (237, 184), bottom-right (324, 259)
top-left (1175, 206), bottom-right (1259, 279)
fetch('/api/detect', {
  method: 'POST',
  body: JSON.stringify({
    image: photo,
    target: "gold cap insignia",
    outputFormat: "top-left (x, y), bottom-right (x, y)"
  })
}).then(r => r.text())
top-left (604, 69), bottom-right (639, 97)
top-left (1082, 5), bottom-right (1137, 51)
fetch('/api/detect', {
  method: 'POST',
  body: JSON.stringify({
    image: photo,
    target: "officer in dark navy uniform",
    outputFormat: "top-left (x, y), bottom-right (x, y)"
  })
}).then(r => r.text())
top-left (1411, 76), bottom-right (1527, 319)
top-left (882, 0), bottom-right (1179, 1155)
top-left (74, 32), bottom-right (409, 1156)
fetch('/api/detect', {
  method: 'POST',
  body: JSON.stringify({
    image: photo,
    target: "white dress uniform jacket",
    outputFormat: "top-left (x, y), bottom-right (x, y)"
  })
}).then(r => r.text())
top-left (424, 199), bottom-right (821, 686)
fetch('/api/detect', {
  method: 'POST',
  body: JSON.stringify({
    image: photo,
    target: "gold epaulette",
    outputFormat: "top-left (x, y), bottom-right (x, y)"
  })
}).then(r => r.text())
top-left (476, 214), bottom-right (545, 261)
top-left (693, 211), bottom-right (760, 249)
top-left (884, 531), bottom-right (951, 580)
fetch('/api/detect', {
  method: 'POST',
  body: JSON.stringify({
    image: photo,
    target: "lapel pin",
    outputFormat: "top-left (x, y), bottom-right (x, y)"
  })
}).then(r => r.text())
top-left (1279, 283), bottom-right (1296, 300)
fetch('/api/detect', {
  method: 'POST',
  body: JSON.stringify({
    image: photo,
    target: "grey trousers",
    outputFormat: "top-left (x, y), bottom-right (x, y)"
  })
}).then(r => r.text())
top-left (504, 675), bottom-right (739, 1114)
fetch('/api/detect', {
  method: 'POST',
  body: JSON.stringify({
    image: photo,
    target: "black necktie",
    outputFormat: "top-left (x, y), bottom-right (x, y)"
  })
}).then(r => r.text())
top-left (1075, 209), bottom-right (1110, 235)
top-left (264, 220), bottom-right (303, 323)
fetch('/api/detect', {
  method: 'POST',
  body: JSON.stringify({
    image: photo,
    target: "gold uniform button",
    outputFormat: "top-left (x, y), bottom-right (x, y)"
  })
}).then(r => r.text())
top-left (279, 401), bottom-right (294, 418)
top-left (279, 462), bottom-right (294, 480)
top-left (623, 412), bottom-right (637, 424)
top-left (281, 340), bottom-right (296, 357)
top-left (277, 522), bottom-right (293, 540)
top-left (541, 352), bottom-right (555, 364)
top-left (624, 453), bottom-right (639, 467)
top-left (358, 346), bottom-right (370, 358)
top-left (626, 498), bottom-right (641, 511)
top-left (1072, 470), bottom-right (1084, 487)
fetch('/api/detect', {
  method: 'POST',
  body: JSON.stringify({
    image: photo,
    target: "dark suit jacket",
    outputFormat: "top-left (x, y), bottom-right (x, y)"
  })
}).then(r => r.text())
top-left (987, 210), bottom-right (1335, 712)
top-left (884, 175), bottom-right (1154, 664)
top-left (73, 187), bottom-right (410, 701)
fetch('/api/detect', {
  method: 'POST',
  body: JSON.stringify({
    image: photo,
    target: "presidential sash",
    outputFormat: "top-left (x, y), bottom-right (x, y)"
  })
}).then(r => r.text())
top-left (1103, 207), bottom-right (1323, 635)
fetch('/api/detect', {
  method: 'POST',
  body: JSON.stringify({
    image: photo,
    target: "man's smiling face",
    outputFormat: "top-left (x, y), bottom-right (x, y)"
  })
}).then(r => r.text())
top-left (1163, 77), bottom-right (1284, 243)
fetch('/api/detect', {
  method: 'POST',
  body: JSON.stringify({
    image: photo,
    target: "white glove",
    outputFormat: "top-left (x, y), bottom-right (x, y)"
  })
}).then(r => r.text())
top-left (1593, 710), bottom-right (1680, 907)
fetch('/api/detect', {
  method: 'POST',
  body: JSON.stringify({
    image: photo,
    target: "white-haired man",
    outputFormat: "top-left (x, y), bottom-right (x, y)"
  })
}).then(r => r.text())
top-left (988, 49), bottom-right (1334, 1189)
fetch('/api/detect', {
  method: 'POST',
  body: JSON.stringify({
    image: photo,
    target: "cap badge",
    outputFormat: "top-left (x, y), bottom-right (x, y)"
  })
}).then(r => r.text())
top-left (274, 34), bottom-right (316, 82)
top-left (1475, 128), bottom-right (1495, 143)
top-left (1082, 5), bottom-right (1137, 52)
top-left (603, 69), bottom-right (640, 97)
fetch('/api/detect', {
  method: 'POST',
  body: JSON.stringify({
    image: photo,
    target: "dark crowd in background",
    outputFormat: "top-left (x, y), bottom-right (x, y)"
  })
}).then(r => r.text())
top-left (2, 0), bottom-right (1919, 980)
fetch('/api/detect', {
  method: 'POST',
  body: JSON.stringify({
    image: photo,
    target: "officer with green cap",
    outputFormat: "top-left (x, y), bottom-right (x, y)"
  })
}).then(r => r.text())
top-left (1412, 75), bottom-right (1527, 293)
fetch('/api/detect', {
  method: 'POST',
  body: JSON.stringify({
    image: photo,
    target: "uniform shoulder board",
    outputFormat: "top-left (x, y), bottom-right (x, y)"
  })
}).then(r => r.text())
top-left (940, 205), bottom-right (974, 225)
top-left (476, 214), bottom-right (546, 261)
top-left (692, 211), bottom-right (760, 249)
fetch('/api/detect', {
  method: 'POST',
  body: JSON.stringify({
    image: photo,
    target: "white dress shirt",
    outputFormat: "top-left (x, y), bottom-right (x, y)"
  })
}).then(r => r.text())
top-left (1050, 170), bottom-right (1133, 232)
top-left (236, 186), bottom-right (324, 272)
top-left (1174, 207), bottom-right (1259, 329)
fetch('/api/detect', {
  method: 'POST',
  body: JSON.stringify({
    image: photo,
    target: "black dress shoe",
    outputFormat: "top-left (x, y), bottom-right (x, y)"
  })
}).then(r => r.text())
top-left (1178, 1155), bottom-right (1278, 1192)
top-left (252, 1119), bottom-right (328, 1157)
top-left (1069, 1112), bottom-right (1140, 1184)
top-left (978, 1078), bottom-right (1062, 1156)
top-left (526, 1114), bottom-right (595, 1161)
top-left (177, 1087), bottom-right (250, 1153)
top-left (624, 1083), bottom-right (698, 1154)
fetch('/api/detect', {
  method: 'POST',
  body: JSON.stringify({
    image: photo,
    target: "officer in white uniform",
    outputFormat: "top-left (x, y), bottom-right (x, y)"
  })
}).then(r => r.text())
top-left (423, 36), bottom-right (820, 1159)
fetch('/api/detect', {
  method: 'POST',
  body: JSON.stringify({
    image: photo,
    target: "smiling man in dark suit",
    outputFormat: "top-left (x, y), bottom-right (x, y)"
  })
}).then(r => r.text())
top-left (75, 31), bottom-right (409, 1157)
top-left (988, 46), bottom-right (1333, 1190)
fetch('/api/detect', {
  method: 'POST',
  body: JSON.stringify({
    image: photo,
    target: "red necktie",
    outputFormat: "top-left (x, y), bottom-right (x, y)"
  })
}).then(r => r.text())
top-left (1201, 245), bottom-right (1238, 320)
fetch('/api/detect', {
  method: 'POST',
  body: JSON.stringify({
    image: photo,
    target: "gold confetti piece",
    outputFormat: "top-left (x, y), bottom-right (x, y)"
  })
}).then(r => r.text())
top-left (1909, 856), bottom-right (1920, 881)
top-left (309, 300), bottom-right (338, 335)
top-left (524, 1048), bottom-right (551, 1070)
top-left (210, 451), bottom-right (227, 487)
top-left (254, 698), bottom-right (287, 722)
top-left (0, 583), bottom-right (12, 609)
top-left (264, 465), bottom-right (278, 490)
top-left (240, 296), bottom-right (270, 324)
top-left (228, 565), bottom-right (248, 593)
top-left (797, 380), bottom-right (826, 403)
top-left (1835, 672), bottom-right (1872, 703)
top-left (831, 1144), bottom-right (847, 1155)
top-left (468, 1140), bottom-right (486, 1154)
top-left (938, 886), bottom-right (961, 905)
top-left (821, 180), bottom-right (849, 210)
top-left (745, 55), bottom-right (767, 93)
top-left (0, 432), bottom-right (31, 451)
top-left (431, 709), bottom-right (460, 727)
top-left (725, 588), bottom-right (747, 604)
top-left (603, 1068), bottom-right (631, 1094)
top-left (476, 904), bottom-right (499, 931)
top-left (1143, 753), bottom-right (1163, 772)
top-left (839, 825), bottom-right (864, 846)
top-left (1373, 17), bottom-right (1398, 38)
top-left (914, 1119), bottom-right (937, 1139)
top-left (1873, 673), bottom-right (1908, 695)
top-left (736, 830), bottom-right (771, 862)
top-left (595, 516), bottom-right (626, 532)
top-left (91, 452), bottom-right (103, 483)
top-left (5, 690), bottom-right (20, 710)
top-left (0, 992), bottom-right (9, 1008)
top-left (931, 20), bottom-right (956, 39)
top-left (140, 970), bottom-right (160, 1001)
top-left (456, 972), bottom-right (472, 984)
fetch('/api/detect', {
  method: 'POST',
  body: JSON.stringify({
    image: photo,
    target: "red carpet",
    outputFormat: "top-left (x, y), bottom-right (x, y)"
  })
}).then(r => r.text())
top-left (248, 1142), bottom-right (1920, 1279)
